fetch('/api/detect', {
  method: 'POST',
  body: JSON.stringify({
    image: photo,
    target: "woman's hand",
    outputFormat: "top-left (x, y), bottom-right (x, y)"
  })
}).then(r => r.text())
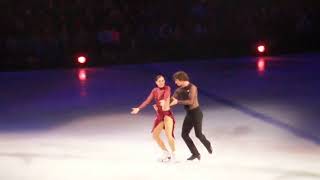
top-left (131, 108), bottom-right (140, 114)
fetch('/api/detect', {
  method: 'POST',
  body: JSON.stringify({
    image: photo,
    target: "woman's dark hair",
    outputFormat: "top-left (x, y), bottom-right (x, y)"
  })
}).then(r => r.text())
top-left (155, 74), bottom-right (165, 81)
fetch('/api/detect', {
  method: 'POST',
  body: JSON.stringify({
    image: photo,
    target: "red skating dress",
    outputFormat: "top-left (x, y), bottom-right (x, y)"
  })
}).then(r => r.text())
top-left (138, 86), bottom-right (175, 138)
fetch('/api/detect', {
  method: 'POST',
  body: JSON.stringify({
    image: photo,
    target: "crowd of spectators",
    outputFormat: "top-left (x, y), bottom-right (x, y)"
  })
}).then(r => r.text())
top-left (1, 0), bottom-right (319, 69)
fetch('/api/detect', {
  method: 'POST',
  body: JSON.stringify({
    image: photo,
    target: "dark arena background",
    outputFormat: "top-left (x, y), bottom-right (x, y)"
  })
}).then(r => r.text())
top-left (1, 1), bottom-right (320, 180)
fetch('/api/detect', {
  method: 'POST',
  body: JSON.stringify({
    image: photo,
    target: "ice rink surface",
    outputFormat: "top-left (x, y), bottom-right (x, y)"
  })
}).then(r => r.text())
top-left (1, 54), bottom-right (319, 180)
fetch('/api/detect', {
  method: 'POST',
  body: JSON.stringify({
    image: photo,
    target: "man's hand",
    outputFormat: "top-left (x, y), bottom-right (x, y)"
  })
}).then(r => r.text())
top-left (131, 108), bottom-right (140, 114)
top-left (170, 97), bottom-right (178, 106)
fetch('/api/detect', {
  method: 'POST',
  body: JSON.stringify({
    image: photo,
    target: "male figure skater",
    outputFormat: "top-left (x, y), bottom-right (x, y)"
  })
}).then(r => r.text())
top-left (170, 71), bottom-right (212, 160)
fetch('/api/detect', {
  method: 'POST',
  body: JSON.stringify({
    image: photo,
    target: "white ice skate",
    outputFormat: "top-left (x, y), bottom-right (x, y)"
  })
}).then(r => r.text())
top-left (158, 150), bottom-right (171, 162)
top-left (169, 152), bottom-right (179, 163)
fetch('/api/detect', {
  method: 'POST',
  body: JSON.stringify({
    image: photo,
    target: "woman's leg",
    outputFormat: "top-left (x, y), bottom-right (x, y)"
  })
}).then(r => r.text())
top-left (152, 121), bottom-right (167, 151)
top-left (164, 116), bottom-right (176, 152)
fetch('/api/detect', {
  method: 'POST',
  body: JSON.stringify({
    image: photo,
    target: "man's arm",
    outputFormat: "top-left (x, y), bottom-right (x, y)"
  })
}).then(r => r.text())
top-left (177, 85), bottom-right (197, 105)
top-left (170, 89), bottom-right (179, 106)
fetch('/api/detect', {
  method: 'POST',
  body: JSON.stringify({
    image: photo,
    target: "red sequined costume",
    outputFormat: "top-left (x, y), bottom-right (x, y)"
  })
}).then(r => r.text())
top-left (138, 86), bottom-right (175, 137)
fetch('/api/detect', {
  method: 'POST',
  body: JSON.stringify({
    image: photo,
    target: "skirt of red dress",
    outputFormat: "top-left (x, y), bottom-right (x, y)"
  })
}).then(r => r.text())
top-left (151, 110), bottom-right (175, 138)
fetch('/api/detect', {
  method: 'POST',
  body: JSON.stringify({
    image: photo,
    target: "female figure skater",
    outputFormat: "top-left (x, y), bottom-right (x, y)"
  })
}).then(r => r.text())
top-left (131, 75), bottom-right (176, 162)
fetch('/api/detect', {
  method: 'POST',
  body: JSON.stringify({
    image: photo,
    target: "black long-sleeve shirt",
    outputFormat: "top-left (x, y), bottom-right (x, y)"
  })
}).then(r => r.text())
top-left (173, 83), bottom-right (199, 110)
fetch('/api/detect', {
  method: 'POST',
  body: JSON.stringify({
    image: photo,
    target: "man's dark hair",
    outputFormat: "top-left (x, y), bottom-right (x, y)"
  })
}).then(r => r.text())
top-left (173, 71), bottom-right (189, 81)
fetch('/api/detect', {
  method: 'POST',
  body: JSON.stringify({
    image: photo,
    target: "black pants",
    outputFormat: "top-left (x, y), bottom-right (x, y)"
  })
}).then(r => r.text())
top-left (182, 107), bottom-right (211, 156)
